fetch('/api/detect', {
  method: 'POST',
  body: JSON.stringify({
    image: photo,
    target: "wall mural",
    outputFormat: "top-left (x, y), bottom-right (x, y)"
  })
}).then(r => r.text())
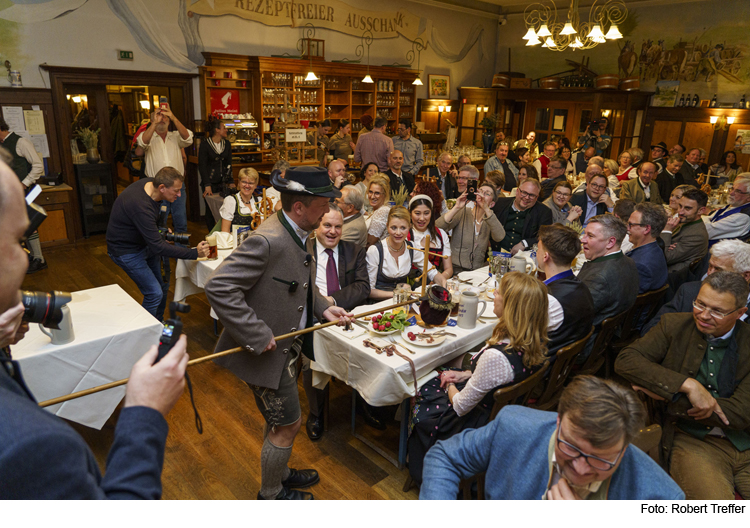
top-left (0, 0), bottom-right (487, 72)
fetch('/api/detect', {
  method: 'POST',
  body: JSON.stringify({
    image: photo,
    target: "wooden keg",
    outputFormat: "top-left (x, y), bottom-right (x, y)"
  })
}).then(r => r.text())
top-left (540, 77), bottom-right (560, 89)
top-left (595, 74), bottom-right (619, 90)
top-left (492, 73), bottom-right (511, 88)
top-left (619, 77), bottom-right (640, 91)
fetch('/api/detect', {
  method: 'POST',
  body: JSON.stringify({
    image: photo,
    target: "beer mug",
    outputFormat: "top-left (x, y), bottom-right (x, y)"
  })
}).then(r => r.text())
top-left (39, 305), bottom-right (75, 345)
top-left (206, 234), bottom-right (218, 260)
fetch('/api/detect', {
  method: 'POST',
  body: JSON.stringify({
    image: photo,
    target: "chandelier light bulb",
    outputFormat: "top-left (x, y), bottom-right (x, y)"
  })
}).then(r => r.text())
top-left (522, 27), bottom-right (538, 40)
top-left (526, 35), bottom-right (542, 46)
top-left (543, 37), bottom-right (556, 48)
top-left (586, 24), bottom-right (605, 40)
top-left (605, 24), bottom-right (623, 39)
top-left (570, 37), bottom-right (584, 48)
top-left (362, 74), bottom-right (374, 83)
top-left (560, 21), bottom-right (576, 35)
top-left (537, 24), bottom-right (552, 37)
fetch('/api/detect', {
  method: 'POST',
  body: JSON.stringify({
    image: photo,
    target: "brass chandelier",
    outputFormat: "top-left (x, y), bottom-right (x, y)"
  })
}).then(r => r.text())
top-left (523, 0), bottom-right (627, 51)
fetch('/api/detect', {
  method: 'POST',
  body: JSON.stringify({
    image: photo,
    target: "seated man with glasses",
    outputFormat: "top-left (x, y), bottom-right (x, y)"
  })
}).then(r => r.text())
top-left (491, 179), bottom-right (553, 256)
top-left (570, 174), bottom-right (614, 228)
top-left (702, 173), bottom-right (750, 244)
top-left (420, 375), bottom-right (683, 500)
top-left (616, 271), bottom-right (750, 500)
top-left (539, 157), bottom-right (568, 201)
top-left (626, 202), bottom-right (670, 294)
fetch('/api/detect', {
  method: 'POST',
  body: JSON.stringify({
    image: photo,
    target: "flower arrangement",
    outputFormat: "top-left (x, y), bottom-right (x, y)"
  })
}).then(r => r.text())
top-left (77, 127), bottom-right (101, 150)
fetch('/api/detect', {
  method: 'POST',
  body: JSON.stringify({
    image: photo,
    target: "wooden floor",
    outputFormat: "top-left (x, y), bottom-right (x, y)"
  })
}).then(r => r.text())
top-left (22, 220), bottom-right (418, 500)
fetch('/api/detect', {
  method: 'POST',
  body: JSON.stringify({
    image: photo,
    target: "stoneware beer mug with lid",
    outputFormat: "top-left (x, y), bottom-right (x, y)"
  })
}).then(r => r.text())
top-left (457, 290), bottom-right (486, 330)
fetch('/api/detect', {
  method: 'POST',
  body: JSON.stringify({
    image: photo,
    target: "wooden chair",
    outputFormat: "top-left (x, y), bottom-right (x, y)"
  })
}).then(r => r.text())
top-left (456, 362), bottom-right (549, 500)
top-left (610, 285), bottom-right (669, 351)
top-left (577, 312), bottom-right (628, 378)
top-left (531, 328), bottom-right (593, 412)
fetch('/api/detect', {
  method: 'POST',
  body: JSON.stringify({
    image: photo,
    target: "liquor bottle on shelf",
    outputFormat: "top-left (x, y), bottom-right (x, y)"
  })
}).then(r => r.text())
top-left (677, 93), bottom-right (685, 107)
top-left (740, 94), bottom-right (747, 109)
top-left (692, 94), bottom-right (699, 107)
top-left (710, 94), bottom-right (718, 108)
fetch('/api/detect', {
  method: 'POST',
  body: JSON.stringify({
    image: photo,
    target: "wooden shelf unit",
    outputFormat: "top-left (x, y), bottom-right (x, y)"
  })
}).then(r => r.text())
top-left (199, 52), bottom-right (419, 166)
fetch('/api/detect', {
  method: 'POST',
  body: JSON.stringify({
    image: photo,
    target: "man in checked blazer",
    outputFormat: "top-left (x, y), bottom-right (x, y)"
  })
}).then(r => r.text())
top-left (205, 166), bottom-right (352, 501)
top-left (304, 203), bottom-right (370, 440)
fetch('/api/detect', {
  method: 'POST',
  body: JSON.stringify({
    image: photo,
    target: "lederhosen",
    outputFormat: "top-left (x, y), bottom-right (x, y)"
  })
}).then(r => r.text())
top-left (408, 229), bottom-right (444, 270)
top-left (375, 241), bottom-right (415, 291)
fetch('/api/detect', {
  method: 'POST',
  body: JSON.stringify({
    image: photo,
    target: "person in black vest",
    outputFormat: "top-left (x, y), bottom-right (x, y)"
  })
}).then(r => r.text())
top-left (199, 119), bottom-right (235, 229)
top-left (0, 118), bottom-right (46, 273)
top-left (491, 179), bottom-right (553, 255)
top-left (537, 224), bottom-right (595, 354)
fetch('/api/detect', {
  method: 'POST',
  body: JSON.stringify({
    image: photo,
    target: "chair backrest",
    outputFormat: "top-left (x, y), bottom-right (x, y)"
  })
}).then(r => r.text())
top-left (534, 327), bottom-right (594, 411)
top-left (619, 284), bottom-right (669, 341)
top-left (490, 360), bottom-right (549, 420)
top-left (578, 312), bottom-right (627, 375)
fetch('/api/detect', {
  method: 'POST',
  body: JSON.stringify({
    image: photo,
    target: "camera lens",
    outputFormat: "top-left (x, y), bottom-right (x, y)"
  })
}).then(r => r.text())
top-left (21, 290), bottom-right (72, 329)
top-left (165, 232), bottom-right (191, 245)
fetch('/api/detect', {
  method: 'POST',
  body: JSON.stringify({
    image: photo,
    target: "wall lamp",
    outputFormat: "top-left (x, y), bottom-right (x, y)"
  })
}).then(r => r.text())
top-left (710, 115), bottom-right (735, 130)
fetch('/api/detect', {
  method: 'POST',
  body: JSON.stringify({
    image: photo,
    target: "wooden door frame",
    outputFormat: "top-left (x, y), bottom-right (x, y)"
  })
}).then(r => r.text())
top-left (42, 66), bottom-right (197, 240)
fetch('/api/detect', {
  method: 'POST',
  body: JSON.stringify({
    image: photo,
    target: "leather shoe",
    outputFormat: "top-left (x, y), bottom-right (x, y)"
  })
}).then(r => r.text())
top-left (257, 487), bottom-right (314, 500)
top-left (357, 400), bottom-right (387, 430)
top-left (306, 414), bottom-right (324, 441)
top-left (282, 468), bottom-right (320, 489)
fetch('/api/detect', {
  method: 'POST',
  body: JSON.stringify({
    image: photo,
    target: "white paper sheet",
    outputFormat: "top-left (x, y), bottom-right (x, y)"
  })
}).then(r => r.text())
top-left (23, 110), bottom-right (46, 134)
top-left (30, 134), bottom-right (50, 158)
top-left (1, 106), bottom-right (26, 132)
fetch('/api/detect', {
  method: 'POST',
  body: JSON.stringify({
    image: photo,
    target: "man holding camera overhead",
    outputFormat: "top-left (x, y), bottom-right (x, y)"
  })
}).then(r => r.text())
top-left (137, 103), bottom-right (193, 235)
top-left (0, 157), bottom-right (189, 498)
top-left (106, 167), bottom-right (209, 320)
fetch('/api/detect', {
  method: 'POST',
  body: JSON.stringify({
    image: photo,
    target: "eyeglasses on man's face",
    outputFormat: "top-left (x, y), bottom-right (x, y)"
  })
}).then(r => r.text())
top-left (557, 425), bottom-right (624, 471)
top-left (589, 182), bottom-right (607, 191)
top-left (518, 189), bottom-right (539, 200)
top-left (692, 299), bottom-right (740, 320)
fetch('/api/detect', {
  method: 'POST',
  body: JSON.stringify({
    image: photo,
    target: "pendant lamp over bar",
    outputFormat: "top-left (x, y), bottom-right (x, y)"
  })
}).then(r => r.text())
top-left (407, 37), bottom-right (426, 86)
top-left (358, 29), bottom-right (375, 83)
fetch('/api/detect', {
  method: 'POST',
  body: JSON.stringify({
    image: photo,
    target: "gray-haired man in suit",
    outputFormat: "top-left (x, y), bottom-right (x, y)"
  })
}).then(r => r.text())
top-left (205, 166), bottom-right (353, 500)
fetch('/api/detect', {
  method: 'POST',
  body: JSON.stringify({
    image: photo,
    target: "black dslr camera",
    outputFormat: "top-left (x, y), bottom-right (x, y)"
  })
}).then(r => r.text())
top-left (21, 290), bottom-right (72, 329)
top-left (157, 205), bottom-right (191, 245)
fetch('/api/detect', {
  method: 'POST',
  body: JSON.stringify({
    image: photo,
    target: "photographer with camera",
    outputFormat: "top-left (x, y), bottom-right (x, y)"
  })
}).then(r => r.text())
top-left (576, 116), bottom-right (611, 157)
top-left (0, 159), bottom-right (188, 498)
top-left (106, 167), bottom-right (209, 320)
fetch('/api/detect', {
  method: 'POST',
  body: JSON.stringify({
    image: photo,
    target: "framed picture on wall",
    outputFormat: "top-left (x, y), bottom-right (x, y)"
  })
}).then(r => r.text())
top-left (428, 75), bottom-right (450, 98)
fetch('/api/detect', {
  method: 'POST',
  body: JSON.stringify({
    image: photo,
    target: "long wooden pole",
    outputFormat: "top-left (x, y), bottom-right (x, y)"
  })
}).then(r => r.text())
top-left (421, 234), bottom-right (430, 296)
top-left (38, 297), bottom-right (424, 408)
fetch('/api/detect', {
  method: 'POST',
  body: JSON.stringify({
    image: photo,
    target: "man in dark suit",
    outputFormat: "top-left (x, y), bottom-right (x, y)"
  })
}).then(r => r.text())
top-left (569, 173), bottom-right (613, 227)
top-left (642, 238), bottom-right (750, 334)
top-left (626, 202), bottom-right (669, 294)
top-left (661, 188), bottom-right (709, 273)
top-left (0, 158), bottom-right (188, 499)
top-left (655, 155), bottom-right (686, 203)
top-left (539, 157), bottom-right (567, 201)
top-left (537, 224), bottom-right (595, 354)
top-left (616, 272), bottom-right (750, 500)
top-left (578, 214), bottom-right (639, 359)
top-left (679, 148), bottom-right (701, 188)
top-left (205, 166), bottom-right (352, 500)
top-left (425, 151), bottom-right (459, 199)
top-left (384, 149), bottom-right (415, 197)
top-left (304, 204), bottom-right (370, 439)
top-left (491, 179), bottom-right (553, 255)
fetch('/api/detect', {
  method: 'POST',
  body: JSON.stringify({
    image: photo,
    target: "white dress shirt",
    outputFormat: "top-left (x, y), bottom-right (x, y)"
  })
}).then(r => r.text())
top-left (138, 129), bottom-right (193, 177)
top-left (1, 133), bottom-right (43, 187)
top-left (315, 241), bottom-right (339, 297)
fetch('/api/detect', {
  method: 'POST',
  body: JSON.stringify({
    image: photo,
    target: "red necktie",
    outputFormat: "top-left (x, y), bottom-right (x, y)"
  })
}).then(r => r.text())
top-left (325, 248), bottom-right (340, 295)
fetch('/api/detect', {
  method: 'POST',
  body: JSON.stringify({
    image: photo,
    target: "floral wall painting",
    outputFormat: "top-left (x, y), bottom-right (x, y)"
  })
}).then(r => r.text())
top-left (428, 75), bottom-right (449, 98)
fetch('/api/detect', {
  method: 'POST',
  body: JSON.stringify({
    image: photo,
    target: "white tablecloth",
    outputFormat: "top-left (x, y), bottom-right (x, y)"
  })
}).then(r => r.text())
top-left (174, 249), bottom-right (232, 305)
top-left (311, 294), bottom-right (496, 406)
top-left (12, 285), bottom-right (163, 429)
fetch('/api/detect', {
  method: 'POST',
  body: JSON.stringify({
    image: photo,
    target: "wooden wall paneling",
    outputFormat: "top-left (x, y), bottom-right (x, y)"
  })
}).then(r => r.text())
top-left (725, 123), bottom-right (750, 171)
top-left (651, 120), bottom-right (683, 150)
top-left (682, 122), bottom-right (715, 155)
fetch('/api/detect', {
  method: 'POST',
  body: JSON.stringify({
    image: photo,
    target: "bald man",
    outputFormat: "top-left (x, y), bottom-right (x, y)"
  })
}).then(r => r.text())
top-left (384, 149), bottom-right (415, 195)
